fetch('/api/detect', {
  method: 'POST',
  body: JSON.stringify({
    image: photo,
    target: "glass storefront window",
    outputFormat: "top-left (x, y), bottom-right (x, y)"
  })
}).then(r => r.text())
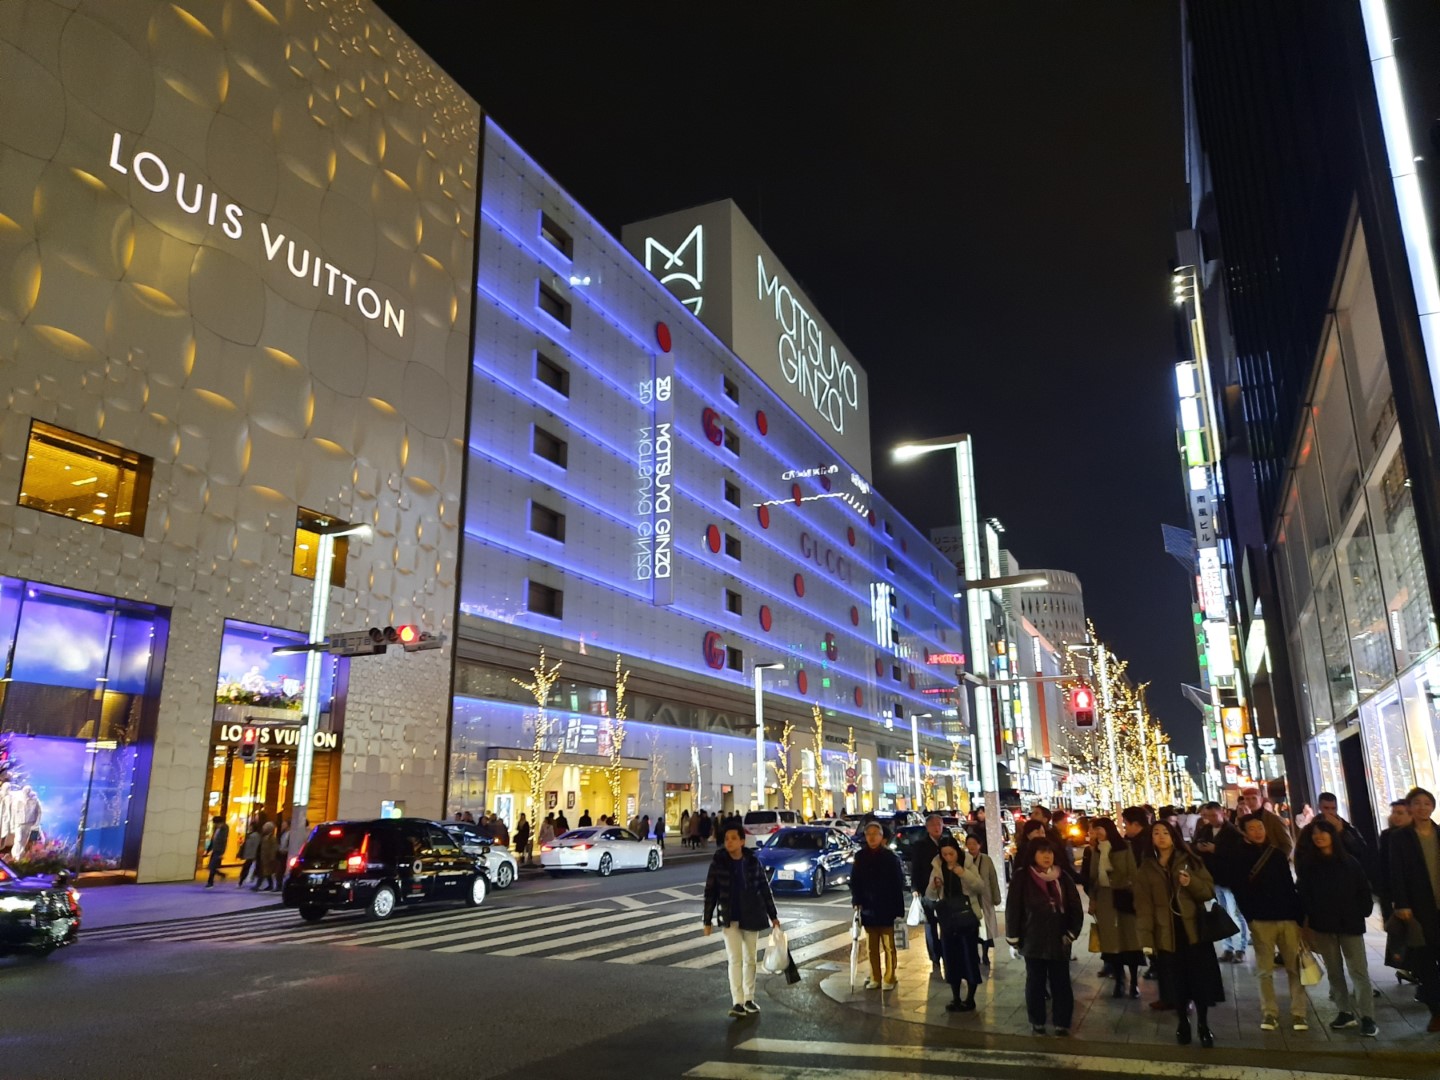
top-left (1366, 434), bottom-right (1438, 671)
top-left (1312, 730), bottom-right (1346, 818)
top-left (1399, 656), bottom-right (1440, 795)
top-left (1296, 419), bottom-right (1332, 582)
top-left (1315, 568), bottom-right (1358, 720)
top-left (1362, 684), bottom-right (1416, 808)
top-left (1334, 506), bottom-right (1396, 695)
top-left (1313, 327), bottom-right (1363, 529)
top-left (1297, 602), bottom-right (1333, 732)
top-left (18, 420), bottom-right (153, 536)
top-left (1335, 227), bottom-right (1398, 472)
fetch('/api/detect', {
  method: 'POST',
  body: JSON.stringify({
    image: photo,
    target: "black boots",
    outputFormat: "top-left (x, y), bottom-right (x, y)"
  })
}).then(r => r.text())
top-left (1176, 1019), bottom-right (1192, 1045)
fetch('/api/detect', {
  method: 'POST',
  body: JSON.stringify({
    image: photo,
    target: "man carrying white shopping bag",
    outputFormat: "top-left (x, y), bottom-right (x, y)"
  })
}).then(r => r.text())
top-left (702, 822), bottom-right (781, 1018)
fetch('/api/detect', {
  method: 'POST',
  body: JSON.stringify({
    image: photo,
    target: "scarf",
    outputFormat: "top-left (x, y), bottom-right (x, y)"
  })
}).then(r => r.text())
top-left (1028, 865), bottom-right (1064, 912)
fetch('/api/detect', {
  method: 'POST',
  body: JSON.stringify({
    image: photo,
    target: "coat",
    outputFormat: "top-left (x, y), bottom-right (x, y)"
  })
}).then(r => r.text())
top-left (703, 848), bottom-right (778, 932)
top-left (1192, 819), bottom-right (1245, 886)
top-left (1388, 825), bottom-right (1440, 948)
top-left (206, 822), bottom-right (229, 864)
top-left (969, 851), bottom-right (1001, 943)
top-left (1133, 850), bottom-right (1214, 954)
top-left (258, 830), bottom-right (281, 875)
top-left (1081, 841), bottom-right (1142, 954)
top-left (922, 854), bottom-right (985, 927)
top-left (239, 829), bottom-right (261, 861)
top-left (1004, 868), bottom-right (1083, 961)
top-left (909, 833), bottom-right (943, 896)
top-left (1297, 850), bottom-right (1373, 936)
top-left (848, 843), bottom-right (907, 928)
top-left (1228, 843), bottom-right (1303, 923)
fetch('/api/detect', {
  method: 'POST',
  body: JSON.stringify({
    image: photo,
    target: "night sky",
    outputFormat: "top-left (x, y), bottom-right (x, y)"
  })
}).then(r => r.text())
top-left (377, 3), bottom-right (1199, 764)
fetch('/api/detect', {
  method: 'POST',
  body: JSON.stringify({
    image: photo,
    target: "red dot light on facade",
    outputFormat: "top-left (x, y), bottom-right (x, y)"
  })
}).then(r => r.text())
top-left (756, 410), bottom-right (768, 435)
top-left (846, 526), bottom-right (855, 547)
top-left (868, 510), bottom-right (877, 526)
top-left (820, 475), bottom-right (831, 492)
top-left (759, 605), bottom-right (772, 632)
top-left (702, 407), bottom-right (724, 446)
top-left (908, 673), bottom-right (917, 690)
top-left (903, 604), bottom-right (911, 620)
top-left (702, 631), bottom-right (725, 670)
top-left (875, 659), bottom-right (884, 676)
top-left (655, 322), bottom-right (672, 352)
top-left (850, 606), bottom-right (860, 626)
top-left (854, 687), bottom-right (863, 707)
top-left (706, 525), bottom-right (721, 553)
top-left (757, 505), bottom-right (770, 529)
top-left (901, 537), bottom-right (908, 553)
top-left (792, 484), bottom-right (803, 506)
top-left (793, 573), bottom-right (805, 597)
top-left (797, 670), bottom-right (808, 695)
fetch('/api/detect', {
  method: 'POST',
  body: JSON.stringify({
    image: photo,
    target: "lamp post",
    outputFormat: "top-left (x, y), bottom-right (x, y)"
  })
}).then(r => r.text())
top-left (287, 518), bottom-right (371, 853)
top-left (752, 662), bottom-right (784, 811)
top-left (910, 712), bottom-right (932, 812)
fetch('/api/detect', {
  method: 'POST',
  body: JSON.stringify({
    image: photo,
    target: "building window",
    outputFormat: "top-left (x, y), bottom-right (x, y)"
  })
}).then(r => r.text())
top-left (885, 555), bottom-right (895, 573)
top-left (884, 519), bottom-right (894, 536)
top-left (293, 507), bottom-right (349, 586)
top-left (18, 420), bottom-right (152, 536)
top-left (727, 646), bottom-right (744, 672)
top-left (533, 425), bottom-right (568, 467)
top-left (724, 479), bottom-right (740, 506)
top-left (537, 281), bottom-right (571, 327)
top-left (527, 580), bottom-right (564, 619)
top-left (723, 427), bottom-right (740, 455)
top-left (725, 589), bottom-right (743, 615)
top-left (892, 665), bottom-right (902, 681)
top-left (891, 629), bottom-right (900, 645)
top-left (535, 351), bottom-right (570, 397)
top-left (723, 375), bottom-right (739, 403)
top-left (724, 533), bottom-right (742, 560)
top-left (529, 501), bottom-right (566, 542)
top-left (539, 212), bottom-right (574, 259)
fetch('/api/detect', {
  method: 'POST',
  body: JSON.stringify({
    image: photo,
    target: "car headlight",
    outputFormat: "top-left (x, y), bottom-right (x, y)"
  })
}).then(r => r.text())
top-left (0, 896), bottom-right (37, 913)
top-left (782, 861), bottom-right (811, 872)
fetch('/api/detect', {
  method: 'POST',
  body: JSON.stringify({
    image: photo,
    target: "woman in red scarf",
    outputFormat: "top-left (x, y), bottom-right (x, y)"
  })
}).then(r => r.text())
top-left (1005, 839), bottom-right (1083, 1035)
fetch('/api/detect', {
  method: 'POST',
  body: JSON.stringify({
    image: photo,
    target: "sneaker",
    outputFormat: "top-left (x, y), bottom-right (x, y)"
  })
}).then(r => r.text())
top-left (863, 978), bottom-right (882, 990)
top-left (1031, 1025), bottom-right (1046, 1035)
top-left (743, 1001), bottom-right (760, 1014)
top-left (728, 1004), bottom-right (747, 1018)
top-left (204, 883), bottom-right (214, 889)
top-left (1260, 1015), bottom-right (1279, 1032)
top-left (1055, 1028), bottom-right (1070, 1037)
top-left (1329, 1012), bottom-right (1357, 1030)
top-left (881, 979), bottom-right (898, 991)
top-left (1292, 1019), bottom-right (1309, 1033)
top-left (1360, 1018), bottom-right (1378, 1037)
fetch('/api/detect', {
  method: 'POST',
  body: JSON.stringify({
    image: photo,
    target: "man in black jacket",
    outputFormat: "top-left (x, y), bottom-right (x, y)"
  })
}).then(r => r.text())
top-left (1193, 801), bottom-right (1248, 961)
top-left (910, 814), bottom-right (946, 977)
top-left (1389, 787), bottom-right (1440, 1031)
top-left (1231, 813), bottom-right (1311, 1032)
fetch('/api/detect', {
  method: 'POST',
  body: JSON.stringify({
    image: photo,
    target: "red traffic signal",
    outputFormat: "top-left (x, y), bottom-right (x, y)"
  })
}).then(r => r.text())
top-left (396, 624), bottom-right (419, 645)
top-left (1071, 686), bottom-right (1096, 727)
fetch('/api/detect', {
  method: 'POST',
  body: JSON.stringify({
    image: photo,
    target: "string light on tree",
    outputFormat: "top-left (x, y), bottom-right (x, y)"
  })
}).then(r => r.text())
top-left (512, 648), bottom-right (564, 830)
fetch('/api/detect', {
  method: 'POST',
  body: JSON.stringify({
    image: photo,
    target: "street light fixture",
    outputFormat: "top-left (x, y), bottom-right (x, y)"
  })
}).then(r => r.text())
top-left (288, 518), bottom-right (371, 849)
top-left (752, 662), bottom-right (785, 811)
top-left (954, 573), bottom-right (1048, 595)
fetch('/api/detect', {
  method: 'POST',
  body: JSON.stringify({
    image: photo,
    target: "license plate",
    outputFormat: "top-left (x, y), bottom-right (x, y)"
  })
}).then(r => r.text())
top-left (309, 873), bottom-right (327, 884)
top-left (777, 870), bottom-right (795, 881)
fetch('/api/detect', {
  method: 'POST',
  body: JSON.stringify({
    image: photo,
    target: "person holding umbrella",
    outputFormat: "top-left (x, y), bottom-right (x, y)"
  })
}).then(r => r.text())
top-left (849, 819), bottom-right (907, 990)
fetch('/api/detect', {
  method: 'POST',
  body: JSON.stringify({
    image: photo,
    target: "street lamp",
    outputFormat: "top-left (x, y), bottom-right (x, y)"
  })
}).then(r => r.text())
top-left (892, 434), bottom-right (1007, 864)
top-left (910, 712), bottom-right (931, 811)
top-left (287, 518), bottom-right (371, 850)
top-left (752, 662), bottom-right (784, 811)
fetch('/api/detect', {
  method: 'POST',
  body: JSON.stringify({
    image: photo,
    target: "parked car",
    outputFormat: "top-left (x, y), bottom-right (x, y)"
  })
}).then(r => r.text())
top-left (440, 820), bottom-right (519, 889)
top-left (809, 817), bottom-right (850, 831)
top-left (741, 809), bottom-right (804, 845)
top-left (540, 826), bottom-right (662, 877)
top-left (755, 826), bottom-right (856, 897)
top-left (282, 818), bottom-right (487, 922)
top-left (0, 861), bottom-right (80, 957)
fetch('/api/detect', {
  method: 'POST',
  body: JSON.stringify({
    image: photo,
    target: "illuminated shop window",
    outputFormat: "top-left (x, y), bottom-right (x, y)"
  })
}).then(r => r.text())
top-left (537, 281), bottom-right (571, 327)
top-left (724, 533), bottom-right (742, 560)
top-left (726, 646), bottom-right (744, 672)
top-left (723, 427), bottom-right (740, 455)
top-left (539, 212), bottom-right (574, 259)
top-left (529, 500), bottom-right (566, 542)
top-left (18, 420), bottom-right (152, 536)
top-left (533, 425), bottom-right (569, 467)
top-left (527, 581), bottom-right (564, 620)
top-left (535, 351), bottom-right (570, 397)
top-left (292, 508), bottom-right (349, 586)
top-left (725, 589), bottom-right (743, 615)
top-left (723, 375), bottom-right (739, 403)
top-left (724, 479), bottom-right (741, 506)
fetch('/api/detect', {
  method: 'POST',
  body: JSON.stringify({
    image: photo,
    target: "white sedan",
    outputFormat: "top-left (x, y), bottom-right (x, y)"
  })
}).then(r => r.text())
top-left (540, 826), bottom-right (663, 877)
top-left (440, 821), bottom-right (520, 889)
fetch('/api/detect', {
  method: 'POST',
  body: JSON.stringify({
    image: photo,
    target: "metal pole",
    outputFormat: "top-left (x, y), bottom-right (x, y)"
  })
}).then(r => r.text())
top-left (753, 667), bottom-right (766, 811)
top-left (910, 715), bottom-right (923, 812)
top-left (288, 531), bottom-right (333, 849)
top-left (1097, 640), bottom-right (1121, 813)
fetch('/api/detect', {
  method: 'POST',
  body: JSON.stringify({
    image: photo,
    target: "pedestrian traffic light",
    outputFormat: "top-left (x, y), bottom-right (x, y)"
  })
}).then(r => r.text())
top-left (239, 726), bottom-right (260, 762)
top-left (1071, 686), bottom-right (1095, 727)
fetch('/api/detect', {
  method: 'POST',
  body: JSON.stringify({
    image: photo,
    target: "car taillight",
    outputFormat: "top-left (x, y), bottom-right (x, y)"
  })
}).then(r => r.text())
top-left (345, 853), bottom-right (364, 873)
top-left (769, 825), bottom-right (779, 833)
top-left (288, 856), bottom-right (299, 871)
top-left (572, 843), bottom-right (591, 851)
top-left (540, 844), bottom-right (553, 852)
top-left (66, 889), bottom-right (80, 914)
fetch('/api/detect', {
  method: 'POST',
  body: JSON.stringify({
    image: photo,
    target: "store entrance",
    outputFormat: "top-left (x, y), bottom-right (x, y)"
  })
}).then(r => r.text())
top-left (195, 727), bottom-right (339, 877)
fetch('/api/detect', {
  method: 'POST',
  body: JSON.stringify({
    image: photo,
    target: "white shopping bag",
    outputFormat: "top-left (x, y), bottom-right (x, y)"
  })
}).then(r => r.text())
top-left (763, 926), bottom-right (789, 975)
top-left (905, 894), bottom-right (924, 927)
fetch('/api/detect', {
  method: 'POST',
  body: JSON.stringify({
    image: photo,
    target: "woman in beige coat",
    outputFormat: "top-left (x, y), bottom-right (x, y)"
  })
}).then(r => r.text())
top-left (1134, 821), bottom-right (1223, 1049)
top-left (1082, 816), bottom-right (1144, 998)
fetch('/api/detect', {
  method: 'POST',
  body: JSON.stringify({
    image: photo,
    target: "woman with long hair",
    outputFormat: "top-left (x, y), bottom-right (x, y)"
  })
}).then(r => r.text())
top-left (1082, 816), bottom-right (1144, 998)
top-left (1297, 817), bottom-right (1377, 1035)
top-left (1006, 839), bottom-right (1083, 1035)
top-left (1134, 820), bottom-right (1223, 1048)
top-left (924, 833), bottom-right (986, 1011)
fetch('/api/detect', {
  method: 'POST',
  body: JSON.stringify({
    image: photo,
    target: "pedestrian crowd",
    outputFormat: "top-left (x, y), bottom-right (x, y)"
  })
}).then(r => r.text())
top-left (203, 811), bottom-right (301, 891)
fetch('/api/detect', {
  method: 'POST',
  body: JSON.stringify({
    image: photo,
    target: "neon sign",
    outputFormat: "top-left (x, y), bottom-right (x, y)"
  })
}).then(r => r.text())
top-left (636, 365), bottom-right (674, 600)
top-left (925, 653), bottom-right (966, 665)
top-left (799, 531), bottom-right (852, 583)
top-left (758, 255), bottom-right (859, 437)
top-left (643, 225), bottom-right (703, 315)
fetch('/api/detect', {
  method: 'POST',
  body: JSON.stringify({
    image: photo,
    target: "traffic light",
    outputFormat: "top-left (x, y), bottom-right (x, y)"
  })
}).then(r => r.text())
top-left (402, 629), bottom-right (444, 653)
top-left (368, 626), bottom-right (402, 646)
top-left (239, 726), bottom-right (260, 762)
top-left (1071, 686), bottom-right (1096, 727)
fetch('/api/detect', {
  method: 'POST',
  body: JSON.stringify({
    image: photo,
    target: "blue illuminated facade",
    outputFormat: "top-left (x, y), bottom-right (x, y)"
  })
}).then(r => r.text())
top-left (450, 123), bottom-right (966, 818)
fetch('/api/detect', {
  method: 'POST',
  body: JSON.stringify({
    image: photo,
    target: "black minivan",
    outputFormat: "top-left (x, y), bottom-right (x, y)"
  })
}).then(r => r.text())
top-left (282, 818), bottom-right (488, 922)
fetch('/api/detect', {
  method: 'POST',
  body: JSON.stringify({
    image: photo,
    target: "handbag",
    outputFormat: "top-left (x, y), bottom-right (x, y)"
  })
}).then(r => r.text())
top-left (906, 894), bottom-right (925, 927)
top-left (1298, 946), bottom-right (1322, 987)
top-left (1201, 900), bottom-right (1240, 944)
top-left (1112, 887), bottom-right (1136, 915)
top-left (1088, 923), bottom-right (1103, 954)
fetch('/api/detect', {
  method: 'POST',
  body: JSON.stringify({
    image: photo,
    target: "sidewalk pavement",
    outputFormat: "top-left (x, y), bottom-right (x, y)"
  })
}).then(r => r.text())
top-left (819, 914), bottom-right (1436, 1065)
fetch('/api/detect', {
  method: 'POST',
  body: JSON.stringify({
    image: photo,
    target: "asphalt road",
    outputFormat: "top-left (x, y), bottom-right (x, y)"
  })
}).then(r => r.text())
top-left (3, 851), bottom-right (1432, 1080)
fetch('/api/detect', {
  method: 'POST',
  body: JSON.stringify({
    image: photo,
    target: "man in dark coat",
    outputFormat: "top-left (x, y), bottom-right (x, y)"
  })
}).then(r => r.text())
top-left (1389, 787), bottom-right (1440, 1031)
top-left (204, 815), bottom-right (229, 887)
top-left (910, 814), bottom-right (946, 976)
top-left (849, 820), bottom-right (907, 990)
top-left (703, 821), bottom-right (781, 1017)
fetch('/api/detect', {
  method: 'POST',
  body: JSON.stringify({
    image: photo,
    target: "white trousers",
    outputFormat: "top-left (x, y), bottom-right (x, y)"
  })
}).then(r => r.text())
top-left (723, 924), bottom-right (759, 1005)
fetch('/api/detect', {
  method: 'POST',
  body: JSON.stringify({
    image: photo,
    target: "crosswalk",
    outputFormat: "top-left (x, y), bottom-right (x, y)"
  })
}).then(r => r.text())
top-left (80, 890), bottom-right (858, 971)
